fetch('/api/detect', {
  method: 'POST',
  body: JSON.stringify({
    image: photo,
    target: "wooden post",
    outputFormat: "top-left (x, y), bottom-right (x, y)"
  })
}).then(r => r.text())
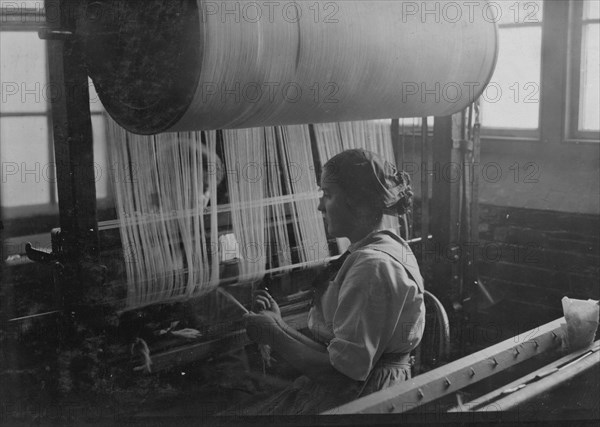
top-left (428, 115), bottom-right (463, 353)
top-left (42, 0), bottom-right (112, 393)
top-left (44, 0), bottom-right (104, 312)
top-left (429, 116), bottom-right (461, 297)
top-left (46, 0), bottom-right (99, 264)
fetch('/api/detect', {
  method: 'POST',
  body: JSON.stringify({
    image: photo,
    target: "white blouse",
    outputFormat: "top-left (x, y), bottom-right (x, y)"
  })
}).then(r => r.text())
top-left (308, 230), bottom-right (425, 381)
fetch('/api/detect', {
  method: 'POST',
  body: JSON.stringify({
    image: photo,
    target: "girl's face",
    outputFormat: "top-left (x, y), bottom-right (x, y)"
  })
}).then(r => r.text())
top-left (317, 171), bottom-right (356, 239)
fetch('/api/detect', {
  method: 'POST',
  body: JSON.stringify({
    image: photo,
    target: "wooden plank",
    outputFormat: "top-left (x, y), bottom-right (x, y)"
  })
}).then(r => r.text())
top-left (490, 349), bottom-right (600, 414)
top-left (447, 340), bottom-right (600, 412)
top-left (322, 318), bottom-right (565, 414)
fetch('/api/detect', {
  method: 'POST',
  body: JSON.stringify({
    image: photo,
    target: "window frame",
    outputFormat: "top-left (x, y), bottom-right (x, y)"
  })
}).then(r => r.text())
top-left (566, 0), bottom-right (600, 142)
top-left (479, 13), bottom-right (544, 139)
top-left (482, 0), bottom-right (600, 145)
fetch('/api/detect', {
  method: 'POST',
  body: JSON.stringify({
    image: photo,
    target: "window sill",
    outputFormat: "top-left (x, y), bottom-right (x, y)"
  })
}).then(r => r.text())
top-left (563, 138), bottom-right (600, 145)
top-left (481, 135), bottom-right (541, 144)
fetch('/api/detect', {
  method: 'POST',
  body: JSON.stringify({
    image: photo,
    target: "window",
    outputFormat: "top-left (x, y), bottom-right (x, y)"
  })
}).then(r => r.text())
top-left (569, 0), bottom-right (600, 139)
top-left (480, 1), bottom-right (544, 136)
top-left (1, 3), bottom-right (111, 245)
top-left (480, 0), bottom-right (599, 144)
top-left (1, 31), bottom-right (52, 209)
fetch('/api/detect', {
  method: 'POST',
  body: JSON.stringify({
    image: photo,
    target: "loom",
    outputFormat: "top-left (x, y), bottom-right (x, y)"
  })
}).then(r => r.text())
top-left (21, 0), bottom-right (598, 417)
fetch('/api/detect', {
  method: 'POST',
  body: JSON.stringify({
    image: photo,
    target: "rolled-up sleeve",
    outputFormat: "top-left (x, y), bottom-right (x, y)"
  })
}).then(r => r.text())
top-left (327, 252), bottom-right (411, 381)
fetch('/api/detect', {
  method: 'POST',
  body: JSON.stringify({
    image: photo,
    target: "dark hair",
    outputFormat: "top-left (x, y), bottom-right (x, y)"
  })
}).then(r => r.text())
top-left (387, 169), bottom-right (413, 216)
top-left (322, 149), bottom-right (413, 216)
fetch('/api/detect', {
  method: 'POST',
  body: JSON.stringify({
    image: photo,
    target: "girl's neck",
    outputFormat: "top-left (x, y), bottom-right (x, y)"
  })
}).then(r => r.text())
top-left (347, 220), bottom-right (384, 243)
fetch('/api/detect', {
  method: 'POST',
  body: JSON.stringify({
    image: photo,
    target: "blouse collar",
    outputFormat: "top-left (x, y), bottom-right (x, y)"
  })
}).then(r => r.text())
top-left (347, 228), bottom-right (394, 253)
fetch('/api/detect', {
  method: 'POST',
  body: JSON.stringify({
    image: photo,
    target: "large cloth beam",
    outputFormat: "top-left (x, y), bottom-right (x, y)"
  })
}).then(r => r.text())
top-left (77, 0), bottom-right (498, 134)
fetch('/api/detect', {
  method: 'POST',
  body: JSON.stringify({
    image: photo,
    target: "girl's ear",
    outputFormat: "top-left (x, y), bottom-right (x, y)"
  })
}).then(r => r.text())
top-left (345, 195), bottom-right (383, 225)
top-left (343, 195), bottom-right (366, 219)
top-left (342, 193), bottom-right (358, 211)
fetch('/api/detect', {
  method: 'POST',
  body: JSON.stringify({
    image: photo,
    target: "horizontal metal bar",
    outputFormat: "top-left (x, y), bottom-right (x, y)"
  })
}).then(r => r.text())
top-left (8, 310), bottom-right (61, 322)
top-left (406, 235), bottom-right (433, 244)
top-left (38, 28), bottom-right (72, 39)
top-left (98, 192), bottom-right (320, 231)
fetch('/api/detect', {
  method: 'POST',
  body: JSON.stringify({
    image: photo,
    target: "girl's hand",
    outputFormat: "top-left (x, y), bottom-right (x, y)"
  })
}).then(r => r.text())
top-left (244, 311), bottom-right (281, 345)
top-left (253, 290), bottom-right (281, 319)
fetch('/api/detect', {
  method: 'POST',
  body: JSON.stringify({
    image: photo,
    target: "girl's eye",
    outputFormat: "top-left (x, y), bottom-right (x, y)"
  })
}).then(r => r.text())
top-left (316, 188), bottom-right (324, 198)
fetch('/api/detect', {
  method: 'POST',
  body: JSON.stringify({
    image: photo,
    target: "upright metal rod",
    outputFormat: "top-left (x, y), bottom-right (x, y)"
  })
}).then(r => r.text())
top-left (420, 117), bottom-right (430, 249)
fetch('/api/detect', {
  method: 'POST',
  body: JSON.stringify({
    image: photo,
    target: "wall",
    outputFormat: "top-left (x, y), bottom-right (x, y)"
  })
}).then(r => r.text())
top-left (467, 141), bottom-right (600, 348)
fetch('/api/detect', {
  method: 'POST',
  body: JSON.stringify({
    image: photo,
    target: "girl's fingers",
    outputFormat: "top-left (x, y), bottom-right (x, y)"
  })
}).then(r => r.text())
top-left (254, 299), bottom-right (267, 311)
top-left (255, 295), bottom-right (271, 310)
top-left (255, 291), bottom-right (277, 307)
top-left (254, 290), bottom-right (273, 300)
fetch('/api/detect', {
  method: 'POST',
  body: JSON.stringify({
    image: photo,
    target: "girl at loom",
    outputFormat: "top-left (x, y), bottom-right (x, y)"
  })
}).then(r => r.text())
top-left (242, 148), bottom-right (425, 415)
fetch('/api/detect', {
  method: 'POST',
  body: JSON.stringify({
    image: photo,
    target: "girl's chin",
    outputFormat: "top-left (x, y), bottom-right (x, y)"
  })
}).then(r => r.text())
top-left (327, 225), bottom-right (341, 237)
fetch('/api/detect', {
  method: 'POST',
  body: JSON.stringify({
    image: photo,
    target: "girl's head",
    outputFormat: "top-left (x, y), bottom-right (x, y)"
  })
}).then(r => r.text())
top-left (318, 149), bottom-right (413, 241)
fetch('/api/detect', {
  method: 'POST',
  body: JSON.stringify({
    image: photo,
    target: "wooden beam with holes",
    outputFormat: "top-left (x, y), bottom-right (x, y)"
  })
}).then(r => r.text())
top-left (323, 317), bottom-right (565, 414)
top-left (448, 340), bottom-right (600, 412)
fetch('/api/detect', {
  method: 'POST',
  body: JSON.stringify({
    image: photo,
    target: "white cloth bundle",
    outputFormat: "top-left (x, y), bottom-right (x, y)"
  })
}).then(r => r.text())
top-left (561, 297), bottom-right (599, 352)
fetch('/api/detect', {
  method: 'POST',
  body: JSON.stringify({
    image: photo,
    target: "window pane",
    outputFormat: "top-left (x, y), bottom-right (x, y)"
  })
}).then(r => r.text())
top-left (584, 0), bottom-right (600, 20)
top-left (579, 23), bottom-right (600, 132)
top-left (0, 31), bottom-right (48, 113)
top-left (480, 27), bottom-right (541, 130)
top-left (398, 117), bottom-right (417, 127)
top-left (1, 116), bottom-right (50, 207)
top-left (496, 0), bottom-right (543, 26)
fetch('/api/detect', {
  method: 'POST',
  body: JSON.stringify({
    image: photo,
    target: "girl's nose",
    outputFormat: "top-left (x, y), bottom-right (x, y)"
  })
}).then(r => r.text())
top-left (317, 197), bottom-right (325, 212)
top-left (316, 188), bottom-right (324, 212)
